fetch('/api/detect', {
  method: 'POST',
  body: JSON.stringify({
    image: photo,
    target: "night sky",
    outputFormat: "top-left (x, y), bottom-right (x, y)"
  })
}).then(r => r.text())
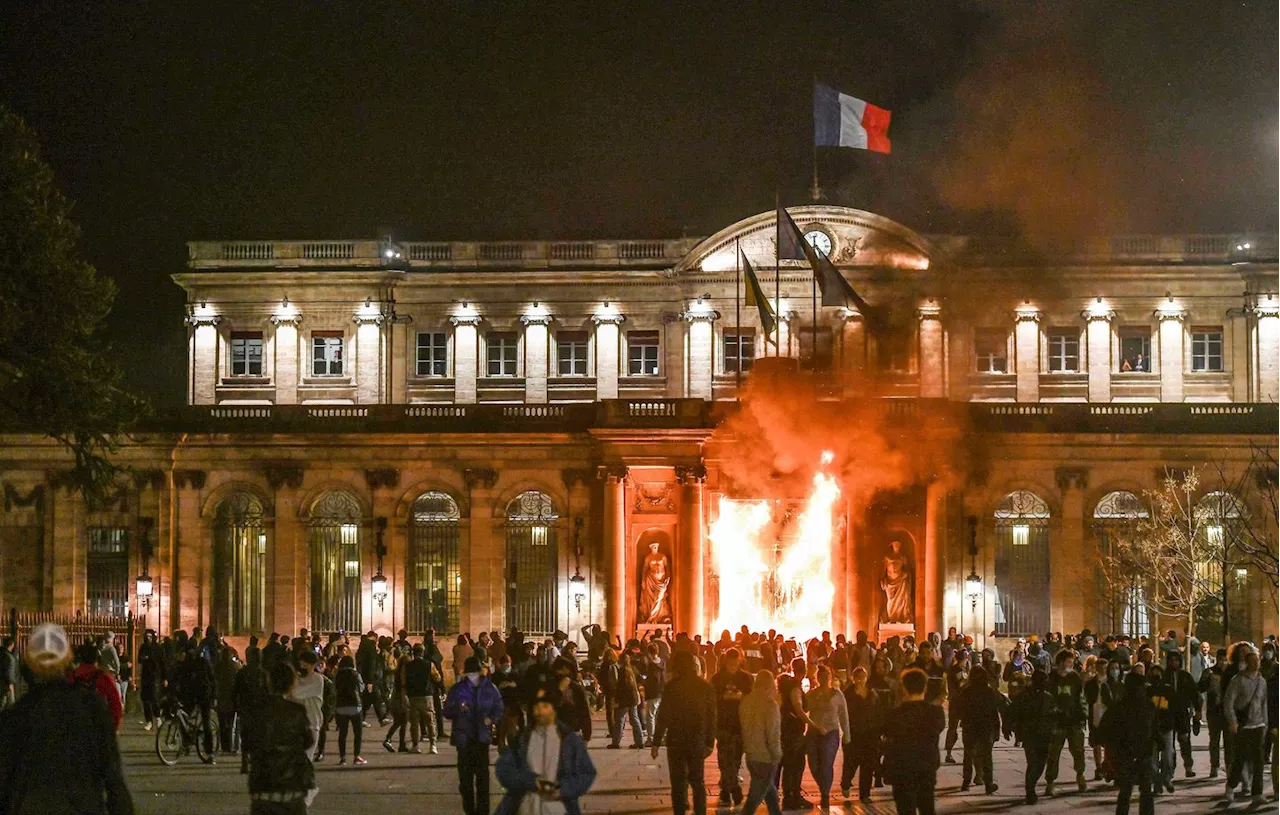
top-left (2, 3), bottom-right (1276, 406)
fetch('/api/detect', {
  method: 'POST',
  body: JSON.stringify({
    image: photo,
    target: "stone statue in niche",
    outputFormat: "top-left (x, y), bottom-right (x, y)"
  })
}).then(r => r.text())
top-left (638, 541), bottom-right (673, 625)
top-left (879, 539), bottom-right (914, 624)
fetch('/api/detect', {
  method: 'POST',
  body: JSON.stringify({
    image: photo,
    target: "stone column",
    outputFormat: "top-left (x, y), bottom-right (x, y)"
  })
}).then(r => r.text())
top-left (1014, 306), bottom-right (1041, 402)
top-left (186, 314), bottom-right (220, 405)
top-left (266, 466), bottom-right (305, 635)
top-left (1084, 307), bottom-right (1115, 403)
top-left (676, 465), bottom-right (706, 638)
top-left (924, 481), bottom-right (948, 635)
top-left (683, 307), bottom-right (718, 401)
top-left (1054, 467), bottom-right (1089, 633)
top-left (271, 315), bottom-right (301, 405)
top-left (521, 312), bottom-right (551, 404)
top-left (463, 468), bottom-right (500, 633)
top-left (601, 467), bottom-right (628, 638)
top-left (173, 470), bottom-right (208, 632)
top-left (451, 313), bottom-right (481, 405)
top-left (50, 484), bottom-right (80, 614)
top-left (366, 469), bottom-right (400, 634)
top-left (776, 312), bottom-right (792, 359)
top-left (839, 310), bottom-right (866, 382)
top-left (389, 318), bottom-right (408, 404)
top-left (844, 490), bottom-right (865, 636)
top-left (1253, 296), bottom-right (1280, 401)
top-left (354, 313), bottom-right (384, 404)
top-left (918, 303), bottom-right (945, 398)
top-left (592, 313), bottom-right (624, 400)
top-left (1155, 305), bottom-right (1186, 403)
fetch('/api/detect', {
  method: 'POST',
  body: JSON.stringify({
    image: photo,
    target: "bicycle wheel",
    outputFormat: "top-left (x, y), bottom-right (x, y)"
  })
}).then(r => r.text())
top-left (196, 713), bottom-right (221, 764)
top-left (156, 719), bottom-right (183, 766)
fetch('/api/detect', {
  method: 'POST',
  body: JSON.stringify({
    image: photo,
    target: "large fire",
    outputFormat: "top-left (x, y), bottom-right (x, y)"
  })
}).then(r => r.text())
top-left (710, 452), bottom-right (840, 641)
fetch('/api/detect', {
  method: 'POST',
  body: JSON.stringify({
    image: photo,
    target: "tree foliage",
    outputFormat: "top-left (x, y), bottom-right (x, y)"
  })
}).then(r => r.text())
top-left (1210, 442), bottom-right (1279, 599)
top-left (0, 106), bottom-right (144, 495)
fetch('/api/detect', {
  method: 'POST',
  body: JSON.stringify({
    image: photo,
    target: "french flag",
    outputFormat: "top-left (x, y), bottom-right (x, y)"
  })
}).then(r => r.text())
top-left (814, 83), bottom-right (891, 154)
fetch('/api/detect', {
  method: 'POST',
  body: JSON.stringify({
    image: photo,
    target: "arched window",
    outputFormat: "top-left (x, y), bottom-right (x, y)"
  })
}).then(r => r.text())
top-left (213, 493), bottom-right (267, 635)
top-left (309, 491), bottom-right (363, 633)
top-left (993, 490), bottom-right (1050, 636)
top-left (1091, 491), bottom-right (1150, 638)
top-left (505, 491), bottom-right (558, 636)
top-left (409, 492), bottom-right (461, 634)
top-left (1194, 491), bottom-right (1247, 641)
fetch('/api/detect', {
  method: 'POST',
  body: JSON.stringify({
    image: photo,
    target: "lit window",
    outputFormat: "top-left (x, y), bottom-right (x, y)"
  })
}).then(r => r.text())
top-left (1048, 331), bottom-right (1079, 373)
top-left (312, 332), bottom-right (344, 376)
top-left (340, 523), bottom-right (359, 546)
top-left (1119, 329), bottom-right (1151, 372)
top-left (530, 525), bottom-right (548, 546)
top-left (257, 531), bottom-right (267, 555)
top-left (487, 333), bottom-right (518, 377)
top-left (975, 329), bottom-right (1008, 374)
top-left (345, 559), bottom-right (360, 578)
top-left (628, 331), bottom-right (660, 376)
top-left (231, 332), bottom-right (264, 376)
top-left (1206, 525), bottom-right (1224, 547)
top-left (1012, 524), bottom-right (1030, 546)
top-left (1191, 327), bottom-right (1223, 372)
top-left (557, 332), bottom-right (589, 376)
top-left (416, 332), bottom-right (448, 377)
top-left (724, 330), bottom-right (755, 373)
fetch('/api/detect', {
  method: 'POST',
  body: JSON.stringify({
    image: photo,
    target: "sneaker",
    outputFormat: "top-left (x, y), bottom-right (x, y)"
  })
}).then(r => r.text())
top-left (383, 741), bottom-right (394, 753)
top-left (143, 722), bottom-right (153, 732)
top-left (1251, 794), bottom-right (1266, 807)
top-left (429, 743), bottom-right (438, 755)
top-left (1164, 780), bottom-right (1175, 793)
top-left (379, 719), bottom-right (389, 727)
top-left (1210, 767), bottom-right (1219, 779)
top-left (945, 753), bottom-right (957, 764)
top-left (1077, 773), bottom-right (1088, 792)
top-left (1025, 792), bottom-right (1038, 805)
top-left (605, 743), bottom-right (621, 749)
top-left (313, 753), bottom-right (324, 762)
top-left (354, 757), bottom-right (367, 766)
top-left (362, 721), bottom-right (371, 728)
top-left (1045, 782), bottom-right (1055, 797)
top-left (840, 786), bottom-right (851, 799)
top-left (960, 784), bottom-right (970, 792)
top-left (410, 746), bottom-right (422, 754)
top-left (986, 784), bottom-right (999, 795)
top-left (397, 746), bottom-right (410, 753)
top-left (1221, 789), bottom-right (1234, 804)
top-left (338, 758), bottom-right (347, 765)
top-left (1185, 768), bottom-right (1197, 778)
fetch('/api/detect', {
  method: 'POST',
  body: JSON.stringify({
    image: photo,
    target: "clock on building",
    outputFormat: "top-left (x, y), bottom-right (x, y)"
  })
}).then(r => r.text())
top-left (803, 229), bottom-right (832, 257)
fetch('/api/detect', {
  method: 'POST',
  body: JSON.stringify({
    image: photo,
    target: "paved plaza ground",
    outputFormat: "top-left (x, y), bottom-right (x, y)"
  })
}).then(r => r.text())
top-left (117, 710), bottom-right (1278, 815)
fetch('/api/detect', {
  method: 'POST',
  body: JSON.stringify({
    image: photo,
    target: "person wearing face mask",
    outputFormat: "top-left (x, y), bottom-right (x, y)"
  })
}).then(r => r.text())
top-left (954, 665), bottom-right (1002, 794)
top-left (444, 656), bottom-right (505, 815)
top-left (1009, 669), bottom-right (1056, 804)
top-left (1098, 671), bottom-right (1157, 815)
top-left (1198, 647), bottom-right (1231, 778)
top-left (1083, 657), bottom-right (1109, 781)
top-left (1044, 649), bottom-right (1088, 796)
top-left (1155, 652), bottom-right (1200, 788)
top-left (494, 696), bottom-right (596, 815)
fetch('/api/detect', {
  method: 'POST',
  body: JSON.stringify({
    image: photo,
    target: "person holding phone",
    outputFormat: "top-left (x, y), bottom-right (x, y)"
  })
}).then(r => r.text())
top-left (494, 696), bottom-right (596, 815)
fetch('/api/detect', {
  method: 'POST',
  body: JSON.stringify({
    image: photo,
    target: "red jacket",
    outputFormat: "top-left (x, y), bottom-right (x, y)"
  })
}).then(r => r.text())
top-left (71, 663), bottom-right (122, 729)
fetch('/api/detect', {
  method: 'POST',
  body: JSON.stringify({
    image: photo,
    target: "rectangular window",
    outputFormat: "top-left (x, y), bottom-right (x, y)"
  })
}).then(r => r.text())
top-left (797, 327), bottom-right (833, 372)
top-left (1119, 329), bottom-right (1151, 372)
top-left (230, 332), bottom-right (264, 376)
top-left (627, 331), bottom-right (660, 376)
top-left (486, 333), bottom-right (518, 377)
top-left (724, 330), bottom-right (755, 373)
top-left (87, 527), bottom-right (129, 617)
top-left (876, 332), bottom-right (911, 373)
top-left (311, 332), bottom-right (344, 376)
top-left (556, 332), bottom-right (589, 376)
top-left (974, 329), bottom-right (1008, 373)
top-left (1191, 327), bottom-right (1224, 372)
top-left (1047, 330), bottom-right (1079, 372)
top-left (416, 332), bottom-right (448, 377)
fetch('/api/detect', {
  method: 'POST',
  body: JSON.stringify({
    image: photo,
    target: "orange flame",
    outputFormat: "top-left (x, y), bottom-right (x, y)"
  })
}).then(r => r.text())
top-left (710, 453), bottom-right (839, 641)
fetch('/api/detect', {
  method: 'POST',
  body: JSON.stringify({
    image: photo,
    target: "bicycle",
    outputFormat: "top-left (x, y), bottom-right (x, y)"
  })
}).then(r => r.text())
top-left (156, 701), bottom-right (220, 766)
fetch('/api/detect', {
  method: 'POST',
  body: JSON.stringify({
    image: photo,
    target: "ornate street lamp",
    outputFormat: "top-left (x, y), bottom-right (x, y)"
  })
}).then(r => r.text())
top-left (136, 517), bottom-right (155, 611)
top-left (570, 517), bottom-right (587, 611)
top-left (965, 516), bottom-right (983, 615)
top-left (372, 517), bottom-right (388, 611)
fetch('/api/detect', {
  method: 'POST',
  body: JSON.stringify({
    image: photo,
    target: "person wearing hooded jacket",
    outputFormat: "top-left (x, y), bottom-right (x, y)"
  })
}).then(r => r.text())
top-left (0, 623), bottom-right (134, 815)
top-left (1099, 672), bottom-right (1157, 815)
top-left (444, 655), bottom-right (505, 815)
top-left (1009, 669), bottom-right (1057, 805)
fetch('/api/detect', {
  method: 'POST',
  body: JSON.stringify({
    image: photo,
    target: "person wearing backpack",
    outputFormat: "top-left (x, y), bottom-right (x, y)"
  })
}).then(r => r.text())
top-left (1222, 649), bottom-right (1268, 806)
top-left (73, 641), bottom-right (123, 730)
top-left (332, 655), bottom-right (366, 766)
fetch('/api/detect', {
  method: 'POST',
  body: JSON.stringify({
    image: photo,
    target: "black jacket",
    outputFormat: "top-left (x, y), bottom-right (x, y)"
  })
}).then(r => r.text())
top-left (1009, 687), bottom-right (1057, 745)
top-left (955, 683), bottom-right (1003, 739)
top-left (842, 686), bottom-right (884, 737)
top-left (1099, 695), bottom-right (1156, 762)
top-left (881, 700), bottom-right (945, 783)
top-left (0, 679), bottom-right (134, 815)
top-left (1046, 671), bottom-right (1087, 728)
top-left (249, 697), bottom-right (315, 796)
top-left (652, 674), bottom-right (716, 753)
top-left (334, 667), bottom-right (364, 709)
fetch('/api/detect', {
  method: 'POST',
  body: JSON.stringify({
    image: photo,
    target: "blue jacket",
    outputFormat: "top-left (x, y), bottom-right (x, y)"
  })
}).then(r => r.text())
top-left (494, 723), bottom-right (596, 815)
top-left (443, 676), bottom-right (504, 748)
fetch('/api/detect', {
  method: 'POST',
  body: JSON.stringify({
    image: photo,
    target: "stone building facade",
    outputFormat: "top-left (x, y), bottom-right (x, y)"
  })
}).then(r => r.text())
top-left (1, 206), bottom-right (1275, 649)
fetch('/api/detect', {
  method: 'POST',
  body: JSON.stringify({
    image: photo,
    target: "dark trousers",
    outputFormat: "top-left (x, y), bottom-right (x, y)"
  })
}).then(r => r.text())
top-left (385, 697), bottom-right (408, 748)
top-left (249, 799), bottom-right (306, 815)
top-left (742, 760), bottom-right (782, 815)
top-left (1046, 725), bottom-right (1086, 782)
top-left (1156, 727), bottom-right (1193, 782)
top-left (1024, 742), bottom-right (1049, 797)
top-left (457, 742), bottom-right (490, 815)
top-left (806, 730), bottom-right (840, 805)
top-left (944, 707), bottom-right (961, 754)
top-left (1208, 716), bottom-right (1229, 771)
top-left (1226, 726), bottom-right (1265, 796)
top-left (962, 731), bottom-right (995, 789)
top-left (362, 687), bottom-right (387, 722)
top-left (667, 746), bottom-right (707, 815)
top-left (141, 685), bottom-right (160, 721)
top-left (779, 729), bottom-right (807, 802)
top-left (315, 714), bottom-right (332, 755)
top-left (890, 773), bottom-right (936, 815)
top-left (218, 711), bottom-right (238, 752)
top-left (1114, 755), bottom-right (1154, 815)
top-left (840, 735), bottom-right (878, 799)
top-left (336, 712), bottom-right (362, 759)
top-left (715, 728), bottom-right (745, 800)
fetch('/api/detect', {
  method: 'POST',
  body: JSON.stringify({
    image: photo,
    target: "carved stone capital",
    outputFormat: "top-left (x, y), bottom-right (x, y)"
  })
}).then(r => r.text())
top-left (674, 462), bottom-right (708, 484)
top-left (1054, 466), bottom-right (1090, 492)
top-left (917, 303), bottom-right (943, 322)
top-left (596, 464), bottom-right (629, 483)
top-left (591, 312), bottom-right (626, 326)
top-left (450, 313), bottom-right (482, 327)
top-left (463, 468), bottom-right (499, 490)
top-left (1014, 306), bottom-right (1041, 323)
top-left (184, 314), bottom-right (221, 328)
top-left (561, 468), bottom-right (594, 488)
top-left (1081, 307), bottom-right (1115, 323)
top-left (174, 469), bottom-right (208, 490)
top-left (682, 309), bottom-right (720, 324)
top-left (353, 313), bottom-right (385, 326)
top-left (1153, 306), bottom-right (1187, 321)
top-left (1250, 295), bottom-right (1280, 318)
top-left (519, 313), bottom-right (553, 327)
top-left (270, 313), bottom-right (302, 327)
top-left (262, 464), bottom-right (304, 491)
top-left (364, 468), bottom-right (400, 490)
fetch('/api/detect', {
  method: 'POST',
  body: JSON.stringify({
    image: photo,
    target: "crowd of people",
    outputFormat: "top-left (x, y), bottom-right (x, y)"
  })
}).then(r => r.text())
top-left (0, 620), bottom-right (1276, 815)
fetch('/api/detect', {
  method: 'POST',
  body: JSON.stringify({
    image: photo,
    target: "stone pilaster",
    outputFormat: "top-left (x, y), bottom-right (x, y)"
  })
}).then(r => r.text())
top-left (451, 313), bottom-right (481, 405)
top-left (1014, 305), bottom-right (1041, 402)
top-left (462, 468), bottom-right (500, 633)
top-left (353, 311), bottom-right (384, 405)
top-left (1155, 304), bottom-right (1187, 403)
top-left (592, 312), bottom-right (624, 400)
top-left (1083, 305), bottom-right (1115, 403)
top-left (675, 464), bottom-right (706, 638)
top-left (918, 303), bottom-right (945, 398)
top-left (1253, 295), bottom-right (1280, 401)
top-left (265, 464), bottom-right (305, 636)
top-left (1054, 467), bottom-right (1089, 633)
top-left (924, 481), bottom-right (948, 634)
top-left (599, 466), bottom-right (628, 638)
top-left (186, 313), bottom-right (220, 405)
top-left (270, 314), bottom-right (301, 405)
top-left (521, 312), bottom-right (552, 404)
top-left (172, 469), bottom-right (208, 632)
top-left (838, 309), bottom-right (866, 381)
top-left (683, 308), bottom-right (718, 401)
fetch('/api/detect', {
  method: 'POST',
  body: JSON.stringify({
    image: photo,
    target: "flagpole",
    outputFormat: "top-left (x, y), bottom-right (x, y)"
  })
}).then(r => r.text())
top-left (774, 191), bottom-right (781, 357)
top-left (735, 238), bottom-right (742, 393)
top-left (811, 73), bottom-right (821, 202)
